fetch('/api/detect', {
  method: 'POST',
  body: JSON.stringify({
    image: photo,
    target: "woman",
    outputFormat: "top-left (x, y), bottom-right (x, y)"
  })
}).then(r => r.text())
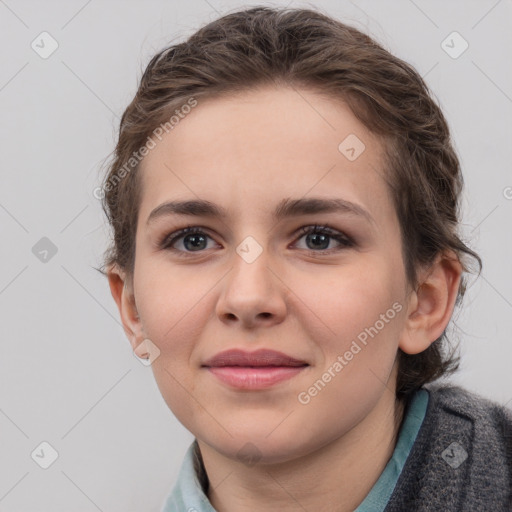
top-left (100, 7), bottom-right (512, 511)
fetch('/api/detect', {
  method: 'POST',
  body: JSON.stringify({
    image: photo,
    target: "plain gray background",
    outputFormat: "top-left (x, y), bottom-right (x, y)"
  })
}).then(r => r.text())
top-left (1, 0), bottom-right (511, 510)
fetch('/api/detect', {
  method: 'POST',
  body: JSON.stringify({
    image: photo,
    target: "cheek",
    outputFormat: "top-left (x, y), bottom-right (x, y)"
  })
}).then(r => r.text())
top-left (133, 263), bottom-right (207, 383)
top-left (290, 264), bottom-right (405, 426)
top-left (133, 267), bottom-right (209, 422)
top-left (294, 264), bottom-right (406, 408)
top-left (297, 260), bottom-right (404, 346)
top-left (134, 253), bottom-right (209, 338)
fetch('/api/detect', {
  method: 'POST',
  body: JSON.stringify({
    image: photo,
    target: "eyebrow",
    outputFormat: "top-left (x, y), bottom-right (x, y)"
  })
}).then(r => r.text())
top-left (146, 197), bottom-right (375, 226)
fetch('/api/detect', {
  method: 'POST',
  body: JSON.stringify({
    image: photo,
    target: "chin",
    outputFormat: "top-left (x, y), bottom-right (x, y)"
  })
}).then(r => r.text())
top-left (200, 428), bottom-right (319, 466)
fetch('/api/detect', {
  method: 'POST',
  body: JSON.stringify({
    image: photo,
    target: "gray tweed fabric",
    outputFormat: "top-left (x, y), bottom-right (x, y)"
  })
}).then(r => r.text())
top-left (385, 384), bottom-right (512, 511)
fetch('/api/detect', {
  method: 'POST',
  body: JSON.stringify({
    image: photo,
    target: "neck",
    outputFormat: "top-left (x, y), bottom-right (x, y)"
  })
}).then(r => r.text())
top-left (198, 389), bottom-right (405, 512)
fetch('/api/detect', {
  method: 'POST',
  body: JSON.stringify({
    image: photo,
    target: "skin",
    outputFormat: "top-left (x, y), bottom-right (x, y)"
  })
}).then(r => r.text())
top-left (108, 85), bottom-right (462, 511)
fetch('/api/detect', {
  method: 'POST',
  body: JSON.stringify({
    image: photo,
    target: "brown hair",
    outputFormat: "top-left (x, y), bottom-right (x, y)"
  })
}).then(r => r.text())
top-left (100, 6), bottom-right (482, 402)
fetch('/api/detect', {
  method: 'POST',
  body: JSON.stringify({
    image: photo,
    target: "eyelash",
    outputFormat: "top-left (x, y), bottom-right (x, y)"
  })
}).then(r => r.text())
top-left (158, 224), bottom-right (354, 257)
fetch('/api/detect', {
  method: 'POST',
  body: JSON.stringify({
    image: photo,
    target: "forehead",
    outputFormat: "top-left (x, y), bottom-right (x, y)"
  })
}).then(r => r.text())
top-left (138, 86), bottom-right (393, 224)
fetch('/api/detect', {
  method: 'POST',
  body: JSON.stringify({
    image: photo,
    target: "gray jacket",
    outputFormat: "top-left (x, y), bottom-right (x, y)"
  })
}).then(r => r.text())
top-left (385, 384), bottom-right (512, 511)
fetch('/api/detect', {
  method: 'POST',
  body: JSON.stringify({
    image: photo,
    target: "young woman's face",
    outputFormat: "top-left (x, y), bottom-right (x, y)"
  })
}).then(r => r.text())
top-left (131, 86), bottom-right (412, 463)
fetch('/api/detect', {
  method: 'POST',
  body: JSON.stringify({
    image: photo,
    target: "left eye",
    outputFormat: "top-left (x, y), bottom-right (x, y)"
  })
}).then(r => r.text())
top-left (294, 225), bottom-right (354, 253)
top-left (160, 225), bottom-right (353, 255)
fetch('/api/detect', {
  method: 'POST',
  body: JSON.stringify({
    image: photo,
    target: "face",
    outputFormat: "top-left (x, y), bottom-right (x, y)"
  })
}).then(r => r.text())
top-left (127, 86), bottom-right (413, 463)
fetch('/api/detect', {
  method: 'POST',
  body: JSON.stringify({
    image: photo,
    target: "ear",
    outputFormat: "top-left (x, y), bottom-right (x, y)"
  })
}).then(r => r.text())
top-left (107, 264), bottom-right (147, 358)
top-left (399, 251), bottom-right (462, 355)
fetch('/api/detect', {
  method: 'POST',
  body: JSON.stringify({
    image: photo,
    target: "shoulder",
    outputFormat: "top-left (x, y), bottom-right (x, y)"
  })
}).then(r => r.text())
top-left (426, 383), bottom-right (512, 467)
top-left (422, 383), bottom-right (512, 472)
top-left (425, 382), bottom-right (512, 424)
top-left (386, 384), bottom-right (512, 512)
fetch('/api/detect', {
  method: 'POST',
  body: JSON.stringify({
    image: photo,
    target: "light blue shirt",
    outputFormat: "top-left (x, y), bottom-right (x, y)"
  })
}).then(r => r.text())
top-left (161, 389), bottom-right (429, 512)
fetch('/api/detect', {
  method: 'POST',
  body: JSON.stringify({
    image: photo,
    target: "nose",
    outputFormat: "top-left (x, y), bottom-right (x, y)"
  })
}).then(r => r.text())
top-left (215, 247), bottom-right (287, 330)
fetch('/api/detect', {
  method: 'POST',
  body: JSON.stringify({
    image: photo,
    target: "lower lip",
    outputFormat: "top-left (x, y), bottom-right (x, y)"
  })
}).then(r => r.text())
top-left (206, 366), bottom-right (307, 389)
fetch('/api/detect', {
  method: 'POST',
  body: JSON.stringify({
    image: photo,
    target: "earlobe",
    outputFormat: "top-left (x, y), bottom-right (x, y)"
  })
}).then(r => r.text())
top-left (399, 252), bottom-right (462, 355)
top-left (107, 265), bottom-right (143, 351)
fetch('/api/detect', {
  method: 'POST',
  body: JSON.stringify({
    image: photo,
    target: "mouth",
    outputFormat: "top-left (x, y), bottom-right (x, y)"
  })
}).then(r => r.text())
top-left (202, 348), bottom-right (309, 390)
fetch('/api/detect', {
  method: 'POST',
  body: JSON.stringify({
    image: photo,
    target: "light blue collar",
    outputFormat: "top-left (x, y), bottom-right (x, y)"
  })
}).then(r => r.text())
top-left (160, 438), bottom-right (215, 512)
top-left (161, 389), bottom-right (429, 511)
top-left (354, 388), bottom-right (429, 511)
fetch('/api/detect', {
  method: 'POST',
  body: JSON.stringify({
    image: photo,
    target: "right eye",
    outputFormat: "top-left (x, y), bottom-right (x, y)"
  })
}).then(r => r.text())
top-left (159, 226), bottom-right (219, 255)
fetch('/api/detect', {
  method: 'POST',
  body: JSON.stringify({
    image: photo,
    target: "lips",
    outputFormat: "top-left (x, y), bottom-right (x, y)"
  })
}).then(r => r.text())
top-left (202, 348), bottom-right (308, 368)
top-left (202, 349), bottom-right (309, 390)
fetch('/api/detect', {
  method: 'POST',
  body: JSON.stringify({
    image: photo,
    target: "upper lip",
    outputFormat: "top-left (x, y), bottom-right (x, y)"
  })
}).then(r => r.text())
top-left (202, 349), bottom-right (308, 368)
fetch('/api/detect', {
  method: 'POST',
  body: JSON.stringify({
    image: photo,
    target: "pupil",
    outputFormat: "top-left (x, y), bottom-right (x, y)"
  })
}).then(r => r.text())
top-left (308, 233), bottom-right (329, 250)
top-left (185, 234), bottom-right (207, 251)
